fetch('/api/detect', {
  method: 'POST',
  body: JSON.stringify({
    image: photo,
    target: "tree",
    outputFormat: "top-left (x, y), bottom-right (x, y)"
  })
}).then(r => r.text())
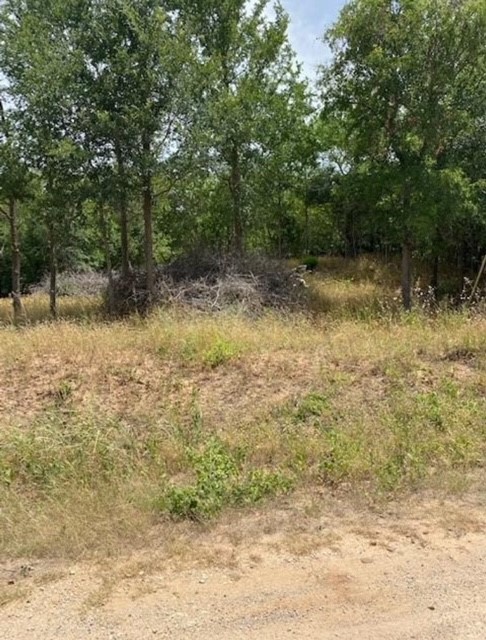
top-left (251, 86), bottom-right (318, 257)
top-left (1, 0), bottom-right (91, 315)
top-left (175, 0), bottom-right (305, 255)
top-left (1, 0), bottom-right (194, 305)
top-left (322, 0), bottom-right (486, 308)
top-left (75, 0), bottom-right (194, 300)
top-left (0, 96), bottom-right (30, 322)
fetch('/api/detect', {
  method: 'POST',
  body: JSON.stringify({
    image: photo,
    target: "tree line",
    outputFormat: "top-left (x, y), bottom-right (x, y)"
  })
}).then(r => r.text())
top-left (0, 0), bottom-right (485, 319)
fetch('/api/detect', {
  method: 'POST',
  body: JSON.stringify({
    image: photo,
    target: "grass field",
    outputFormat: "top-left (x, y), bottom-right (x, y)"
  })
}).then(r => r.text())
top-left (0, 257), bottom-right (485, 559)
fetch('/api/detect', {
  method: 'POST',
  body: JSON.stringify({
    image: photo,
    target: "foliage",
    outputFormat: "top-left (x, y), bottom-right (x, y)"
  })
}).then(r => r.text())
top-left (321, 0), bottom-right (486, 306)
top-left (0, 0), bottom-right (484, 310)
top-left (164, 438), bottom-right (293, 520)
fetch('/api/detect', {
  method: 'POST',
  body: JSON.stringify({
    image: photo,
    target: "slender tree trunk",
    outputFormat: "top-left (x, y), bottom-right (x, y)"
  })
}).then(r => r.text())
top-left (468, 255), bottom-right (486, 307)
top-left (9, 197), bottom-right (24, 324)
top-left (114, 139), bottom-right (130, 279)
top-left (48, 220), bottom-right (57, 319)
top-left (401, 240), bottom-right (413, 311)
top-left (458, 241), bottom-right (467, 292)
top-left (304, 201), bottom-right (310, 256)
top-left (99, 205), bottom-right (115, 315)
top-left (229, 142), bottom-right (243, 256)
top-left (431, 255), bottom-right (439, 294)
top-left (142, 134), bottom-right (155, 304)
top-left (344, 208), bottom-right (356, 258)
top-left (401, 180), bottom-right (413, 311)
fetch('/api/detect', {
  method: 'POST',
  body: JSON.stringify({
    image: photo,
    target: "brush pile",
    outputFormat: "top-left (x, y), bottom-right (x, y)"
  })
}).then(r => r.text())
top-left (110, 254), bottom-right (308, 316)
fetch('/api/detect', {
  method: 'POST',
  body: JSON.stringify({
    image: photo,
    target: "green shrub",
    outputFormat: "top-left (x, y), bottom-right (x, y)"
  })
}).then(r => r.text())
top-left (202, 339), bottom-right (240, 368)
top-left (301, 256), bottom-right (319, 271)
top-left (294, 392), bottom-right (330, 424)
top-left (164, 439), bottom-right (292, 520)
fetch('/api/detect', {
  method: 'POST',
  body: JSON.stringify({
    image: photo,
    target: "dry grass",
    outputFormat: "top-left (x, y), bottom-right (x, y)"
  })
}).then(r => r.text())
top-left (0, 294), bottom-right (102, 325)
top-left (0, 259), bottom-right (485, 560)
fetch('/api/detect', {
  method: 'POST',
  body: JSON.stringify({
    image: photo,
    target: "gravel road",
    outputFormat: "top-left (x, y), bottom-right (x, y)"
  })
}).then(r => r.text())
top-left (2, 495), bottom-right (486, 639)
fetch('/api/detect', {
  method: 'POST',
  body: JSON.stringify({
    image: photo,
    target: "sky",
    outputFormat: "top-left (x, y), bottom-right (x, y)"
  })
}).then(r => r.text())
top-left (277, 1), bottom-right (347, 79)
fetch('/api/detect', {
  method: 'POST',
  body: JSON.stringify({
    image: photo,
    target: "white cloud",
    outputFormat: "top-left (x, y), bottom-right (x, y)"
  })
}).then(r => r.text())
top-left (252, 0), bottom-right (344, 80)
top-left (285, 8), bottom-right (329, 79)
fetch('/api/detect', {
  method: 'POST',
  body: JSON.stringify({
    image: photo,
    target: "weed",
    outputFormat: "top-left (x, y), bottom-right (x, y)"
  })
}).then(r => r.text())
top-left (164, 439), bottom-right (292, 520)
top-left (293, 392), bottom-right (330, 424)
top-left (319, 429), bottom-right (366, 486)
top-left (301, 256), bottom-right (319, 271)
top-left (55, 380), bottom-right (74, 404)
top-left (202, 338), bottom-right (241, 368)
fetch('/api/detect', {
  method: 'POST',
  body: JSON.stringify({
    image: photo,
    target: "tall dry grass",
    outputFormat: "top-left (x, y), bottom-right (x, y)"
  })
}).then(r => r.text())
top-left (0, 293), bottom-right (102, 326)
top-left (0, 259), bottom-right (485, 559)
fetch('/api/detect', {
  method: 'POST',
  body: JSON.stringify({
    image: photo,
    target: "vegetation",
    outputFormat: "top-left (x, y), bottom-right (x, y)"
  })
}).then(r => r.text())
top-left (0, 0), bottom-right (484, 317)
top-left (0, 262), bottom-right (485, 557)
top-left (0, 1), bottom-right (485, 559)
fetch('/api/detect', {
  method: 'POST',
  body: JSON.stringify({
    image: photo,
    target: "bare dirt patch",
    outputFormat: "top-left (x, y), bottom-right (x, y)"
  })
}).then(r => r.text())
top-left (2, 490), bottom-right (486, 639)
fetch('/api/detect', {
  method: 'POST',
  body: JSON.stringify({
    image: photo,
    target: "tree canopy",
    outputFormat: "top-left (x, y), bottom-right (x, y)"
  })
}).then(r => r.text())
top-left (0, 0), bottom-right (484, 314)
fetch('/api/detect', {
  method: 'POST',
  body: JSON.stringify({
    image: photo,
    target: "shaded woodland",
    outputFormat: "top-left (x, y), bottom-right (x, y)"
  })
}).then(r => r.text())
top-left (0, 0), bottom-right (485, 319)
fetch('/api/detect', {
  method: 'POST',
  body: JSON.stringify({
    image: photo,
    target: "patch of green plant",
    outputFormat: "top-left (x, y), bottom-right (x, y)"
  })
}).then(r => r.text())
top-left (301, 256), bottom-right (319, 271)
top-left (293, 392), bottom-right (330, 424)
top-left (232, 469), bottom-right (293, 505)
top-left (416, 391), bottom-right (445, 431)
top-left (373, 386), bottom-right (486, 491)
top-left (0, 410), bottom-right (163, 491)
top-left (318, 428), bottom-right (366, 486)
top-left (55, 379), bottom-right (74, 403)
top-left (202, 338), bottom-right (240, 368)
top-left (164, 439), bottom-right (292, 520)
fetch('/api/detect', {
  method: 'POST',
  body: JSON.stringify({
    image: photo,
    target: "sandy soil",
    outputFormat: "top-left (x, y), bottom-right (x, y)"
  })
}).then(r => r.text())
top-left (1, 493), bottom-right (486, 639)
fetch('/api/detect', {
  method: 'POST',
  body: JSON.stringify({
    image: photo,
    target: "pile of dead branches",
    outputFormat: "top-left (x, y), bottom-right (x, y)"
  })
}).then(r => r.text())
top-left (110, 254), bottom-right (308, 316)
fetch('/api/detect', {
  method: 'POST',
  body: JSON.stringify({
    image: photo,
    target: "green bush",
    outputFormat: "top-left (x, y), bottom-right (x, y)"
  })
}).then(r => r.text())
top-left (301, 256), bottom-right (319, 272)
top-left (164, 439), bottom-right (292, 520)
top-left (202, 339), bottom-right (240, 368)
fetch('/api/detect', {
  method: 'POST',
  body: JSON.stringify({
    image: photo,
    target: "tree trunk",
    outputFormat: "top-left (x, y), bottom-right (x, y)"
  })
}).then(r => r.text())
top-left (401, 240), bottom-right (413, 311)
top-left (142, 134), bottom-right (155, 304)
top-left (9, 197), bottom-right (24, 324)
top-left (115, 139), bottom-right (130, 279)
top-left (48, 221), bottom-right (57, 319)
top-left (431, 255), bottom-right (439, 294)
top-left (458, 241), bottom-right (467, 292)
top-left (304, 201), bottom-right (310, 256)
top-left (99, 205), bottom-right (115, 315)
top-left (229, 142), bottom-right (243, 256)
top-left (401, 179), bottom-right (413, 311)
top-left (343, 208), bottom-right (356, 258)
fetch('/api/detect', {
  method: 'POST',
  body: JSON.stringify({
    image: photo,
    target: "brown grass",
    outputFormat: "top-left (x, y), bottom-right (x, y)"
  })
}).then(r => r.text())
top-left (0, 260), bottom-right (485, 561)
top-left (0, 293), bottom-right (102, 326)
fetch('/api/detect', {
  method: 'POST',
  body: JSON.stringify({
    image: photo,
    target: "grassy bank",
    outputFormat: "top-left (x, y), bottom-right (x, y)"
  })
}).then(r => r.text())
top-left (0, 261), bottom-right (485, 558)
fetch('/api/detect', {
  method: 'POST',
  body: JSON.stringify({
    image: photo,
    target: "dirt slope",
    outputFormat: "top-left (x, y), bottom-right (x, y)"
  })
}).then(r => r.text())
top-left (1, 494), bottom-right (486, 639)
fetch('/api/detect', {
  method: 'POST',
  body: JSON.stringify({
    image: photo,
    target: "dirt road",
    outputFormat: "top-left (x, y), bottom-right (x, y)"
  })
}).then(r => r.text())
top-left (1, 493), bottom-right (486, 639)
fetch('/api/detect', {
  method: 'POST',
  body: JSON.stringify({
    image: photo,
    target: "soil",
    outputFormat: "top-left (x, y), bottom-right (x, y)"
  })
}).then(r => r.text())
top-left (1, 492), bottom-right (486, 639)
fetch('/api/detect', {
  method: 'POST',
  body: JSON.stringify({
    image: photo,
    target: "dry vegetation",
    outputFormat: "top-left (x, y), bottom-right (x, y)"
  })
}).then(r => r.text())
top-left (0, 257), bottom-right (485, 560)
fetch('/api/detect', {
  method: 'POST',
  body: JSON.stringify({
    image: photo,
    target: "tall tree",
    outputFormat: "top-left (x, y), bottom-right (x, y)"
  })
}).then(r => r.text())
top-left (1, 0), bottom-right (89, 315)
top-left (176, 0), bottom-right (303, 255)
top-left (2, 0), bottom-right (194, 304)
top-left (76, 0), bottom-right (193, 299)
top-left (322, 0), bottom-right (486, 308)
top-left (0, 96), bottom-right (29, 322)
